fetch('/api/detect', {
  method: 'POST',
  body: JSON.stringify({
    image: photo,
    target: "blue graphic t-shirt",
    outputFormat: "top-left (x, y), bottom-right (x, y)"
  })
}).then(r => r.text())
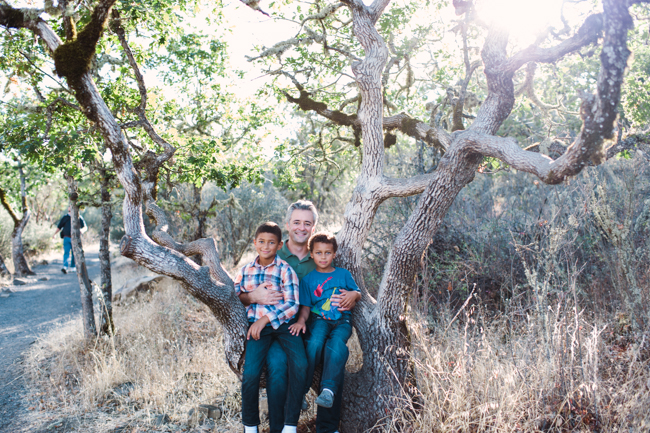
top-left (299, 268), bottom-right (360, 320)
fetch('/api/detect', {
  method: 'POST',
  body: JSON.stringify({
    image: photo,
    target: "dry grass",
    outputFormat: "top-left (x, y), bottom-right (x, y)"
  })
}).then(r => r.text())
top-left (24, 280), bottom-right (244, 432)
top-left (23, 278), bottom-right (650, 432)
top-left (21, 243), bottom-right (650, 432)
top-left (396, 303), bottom-right (650, 432)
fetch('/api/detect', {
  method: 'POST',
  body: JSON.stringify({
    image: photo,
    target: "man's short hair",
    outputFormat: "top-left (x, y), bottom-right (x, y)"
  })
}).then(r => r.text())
top-left (308, 232), bottom-right (337, 253)
top-left (285, 200), bottom-right (318, 227)
top-left (255, 222), bottom-right (282, 243)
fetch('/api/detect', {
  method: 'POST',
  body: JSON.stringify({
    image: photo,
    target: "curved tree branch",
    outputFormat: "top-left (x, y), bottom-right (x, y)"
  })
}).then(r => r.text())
top-left (284, 86), bottom-right (450, 151)
top-left (0, 0), bottom-right (249, 374)
top-left (503, 13), bottom-right (603, 74)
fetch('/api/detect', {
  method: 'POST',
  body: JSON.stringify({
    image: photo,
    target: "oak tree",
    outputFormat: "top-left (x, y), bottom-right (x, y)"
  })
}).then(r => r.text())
top-left (1, 0), bottom-right (646, 430)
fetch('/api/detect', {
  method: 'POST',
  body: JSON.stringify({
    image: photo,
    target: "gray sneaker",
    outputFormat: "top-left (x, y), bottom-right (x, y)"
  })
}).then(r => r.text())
top-left (315, 389), bottom-right (334, 408)
top-left (61, 267), bottom-right (68, 274)
top-left (69, 267), bottom-right (76, 273)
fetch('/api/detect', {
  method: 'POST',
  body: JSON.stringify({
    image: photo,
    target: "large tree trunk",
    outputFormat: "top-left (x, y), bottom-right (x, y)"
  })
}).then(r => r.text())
top-left (98, 169), bottom-right (114, 335)
top-left (67, 175), bottom-right (97, 339)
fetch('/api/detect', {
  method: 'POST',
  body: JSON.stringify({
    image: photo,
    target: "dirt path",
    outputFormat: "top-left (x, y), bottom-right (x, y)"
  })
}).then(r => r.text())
top-left (0, 247), bottom-right (101, 433)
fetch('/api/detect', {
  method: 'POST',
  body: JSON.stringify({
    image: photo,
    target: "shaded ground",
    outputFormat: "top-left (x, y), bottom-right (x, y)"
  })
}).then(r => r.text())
top-left (0, 248), bottom-right (100, 433)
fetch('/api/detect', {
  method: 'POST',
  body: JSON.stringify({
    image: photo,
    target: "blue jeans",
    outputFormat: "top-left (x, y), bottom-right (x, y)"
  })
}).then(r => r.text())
top-left (242, 321), bottom-right (307, 427)
top-left (63, 237), bottom-right (75, 268)
top-left (304, 314), bottom-right (352, 396)
top-left (266, 336), bottom-right (347, 433)
top-left (266, 342), bottom-right (289, 433)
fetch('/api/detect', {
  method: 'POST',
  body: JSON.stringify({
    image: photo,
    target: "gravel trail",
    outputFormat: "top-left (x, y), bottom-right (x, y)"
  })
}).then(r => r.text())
top-left (0, 248), bottom-right (100, 432)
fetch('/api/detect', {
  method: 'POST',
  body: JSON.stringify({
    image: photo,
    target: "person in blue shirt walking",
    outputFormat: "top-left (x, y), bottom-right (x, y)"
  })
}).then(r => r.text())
top-left (289, 232), bottom-right (360, 409)
top-left (52, 206), bottom-right (86, 274)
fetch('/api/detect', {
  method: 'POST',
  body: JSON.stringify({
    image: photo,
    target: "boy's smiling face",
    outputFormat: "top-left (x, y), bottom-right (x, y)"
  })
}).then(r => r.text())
top-left (310, 241), bottom-right (336, 272)
top-left (254, 232), bottom-right (282, 266)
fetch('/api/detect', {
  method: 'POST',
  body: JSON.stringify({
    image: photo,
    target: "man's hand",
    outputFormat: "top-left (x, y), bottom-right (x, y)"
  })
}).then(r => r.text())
top-left (288, 320), bottom-right (306, 336)
top-left (239, 282), bottom-right (284, 306)
top-left (246, 282), bottom-right (284, 305)
top-left (247, 316), bottom-right (270, 340)
top-left (331, 289), bottom-right (361, 312)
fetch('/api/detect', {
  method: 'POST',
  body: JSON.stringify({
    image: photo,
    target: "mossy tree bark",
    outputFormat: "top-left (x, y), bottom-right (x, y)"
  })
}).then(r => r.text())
top-left (0, 0), bottom-right (639, 429)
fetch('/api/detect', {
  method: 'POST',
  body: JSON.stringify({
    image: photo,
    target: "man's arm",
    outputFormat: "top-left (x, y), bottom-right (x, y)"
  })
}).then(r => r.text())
top-left (238, 282), bottom-right (283, 306)
top-left (275, 266), bottom-right (300, 324)
top-left (332, 290), bottom-right (361, 311)
top-left (332, 270), bottom-right (361, 311)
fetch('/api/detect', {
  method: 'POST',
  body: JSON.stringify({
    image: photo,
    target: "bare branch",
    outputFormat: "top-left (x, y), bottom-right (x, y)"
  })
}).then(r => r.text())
top-left (238, 0), bottom-right (271, 17)
top-left (110, 9), bottom-right (174, 194)
top-left (283, 85), bottom-right (450, 152)
top-left (0, 3), bottom-right (63, 51)
top-left (380, 173), bottom-right (435, 199)
top-left (0, 186), bottom-right (20, 225)
top-left (515, 62), bottom-right (561, 111)
top-left (368, 0), bottom-right (391, 24)
top-left (246, 28), bottom-right (324, 62)
top-left (606, 132), bottom-right (650, 159)
top-left (503, 13), bottom-right (603, 74)
top-left (300, 2), bottom-right (344, 28)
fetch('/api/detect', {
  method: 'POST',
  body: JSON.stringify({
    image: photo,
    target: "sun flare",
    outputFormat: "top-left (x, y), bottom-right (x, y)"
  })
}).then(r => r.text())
top-left (476, 0), bottom-right (565, 45)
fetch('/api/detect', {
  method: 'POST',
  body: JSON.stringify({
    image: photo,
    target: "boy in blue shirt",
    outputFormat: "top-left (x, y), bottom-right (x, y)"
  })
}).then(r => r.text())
top-left (288, 232), bottom-right (360, 409)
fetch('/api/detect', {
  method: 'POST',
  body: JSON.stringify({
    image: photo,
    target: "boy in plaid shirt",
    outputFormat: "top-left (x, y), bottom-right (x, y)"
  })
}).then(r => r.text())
top-left (235, 222), bottom-right (307, 433)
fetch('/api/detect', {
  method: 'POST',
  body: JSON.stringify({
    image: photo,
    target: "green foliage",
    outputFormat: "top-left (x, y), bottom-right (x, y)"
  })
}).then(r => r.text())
top-left (622, 16), bottom-right (650, 128)
top-left (210, 181), bottom-right (288, 265)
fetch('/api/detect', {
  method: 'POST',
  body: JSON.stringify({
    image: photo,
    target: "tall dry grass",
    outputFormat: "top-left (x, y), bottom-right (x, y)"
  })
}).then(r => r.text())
top-left (23, 274), bottom-right (650, 432)
top-left (24, 280), bottom-right (245, 432)
top-left (396, 301), bottom-right (650, 432)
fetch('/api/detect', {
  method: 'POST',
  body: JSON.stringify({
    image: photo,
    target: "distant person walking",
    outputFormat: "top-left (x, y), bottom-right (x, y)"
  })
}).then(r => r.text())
top-left (52, 206), bottom-right (86, 274)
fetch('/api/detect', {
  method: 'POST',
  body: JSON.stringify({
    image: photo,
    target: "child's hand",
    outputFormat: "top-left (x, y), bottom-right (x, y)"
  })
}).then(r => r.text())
top-left (247, 317), bottom-right (269, 340)
top-left (288, 321), bottom-right (306, 336)
top-left (331, 290), bottom-right (360, 311)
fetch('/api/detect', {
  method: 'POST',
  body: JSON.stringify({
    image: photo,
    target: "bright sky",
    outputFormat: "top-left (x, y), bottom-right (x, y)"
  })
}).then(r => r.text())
top-left (475, 0), bottom-right (598, 47)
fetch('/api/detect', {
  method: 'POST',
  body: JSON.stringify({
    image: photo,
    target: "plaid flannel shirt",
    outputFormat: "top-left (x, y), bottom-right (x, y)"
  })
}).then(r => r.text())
top-left (234, 255), bottom-right (300, 329)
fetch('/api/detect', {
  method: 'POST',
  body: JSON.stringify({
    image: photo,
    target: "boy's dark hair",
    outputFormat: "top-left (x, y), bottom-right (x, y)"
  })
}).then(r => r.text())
top-left (255, 222), bottom-right (282, 243)
top-left (308, 232), bottom-right (338, 253)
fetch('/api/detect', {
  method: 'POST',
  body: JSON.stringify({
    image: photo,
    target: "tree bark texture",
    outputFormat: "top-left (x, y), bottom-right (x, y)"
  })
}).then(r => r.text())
top-left (67, 176), bottom-right (97, 339)
top-left (0, 172), bottom-right (35, 278)
top-left (99, 170), bottom-right (114, 335)
top-left (0, 0), bottom-right (637, 430)
top-left (0, 252), bottom-right (10, 277)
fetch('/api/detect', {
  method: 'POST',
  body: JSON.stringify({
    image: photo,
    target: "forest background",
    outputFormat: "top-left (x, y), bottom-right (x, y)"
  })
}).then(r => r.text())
top-left (1, 0), bottom-right (650, 431)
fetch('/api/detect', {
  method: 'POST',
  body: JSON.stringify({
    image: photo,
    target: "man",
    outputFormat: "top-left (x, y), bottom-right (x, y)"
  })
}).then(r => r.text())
top-left (52, 206), bottom-right (86, 274)
top-left (240, 200), bottom-right (360, 433)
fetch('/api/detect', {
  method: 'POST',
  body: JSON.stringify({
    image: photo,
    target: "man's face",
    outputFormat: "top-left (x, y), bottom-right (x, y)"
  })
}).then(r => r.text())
top-left (253, 232), bottom-right (282, 263)
top-left (286, 209), bottom-right (315, 246)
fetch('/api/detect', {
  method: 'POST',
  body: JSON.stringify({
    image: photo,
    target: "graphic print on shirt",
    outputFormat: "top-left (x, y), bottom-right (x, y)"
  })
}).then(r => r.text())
top-left (312, 276), bottom-right (344, 320)
top-left (314, 277), bottom-right (332, 297)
